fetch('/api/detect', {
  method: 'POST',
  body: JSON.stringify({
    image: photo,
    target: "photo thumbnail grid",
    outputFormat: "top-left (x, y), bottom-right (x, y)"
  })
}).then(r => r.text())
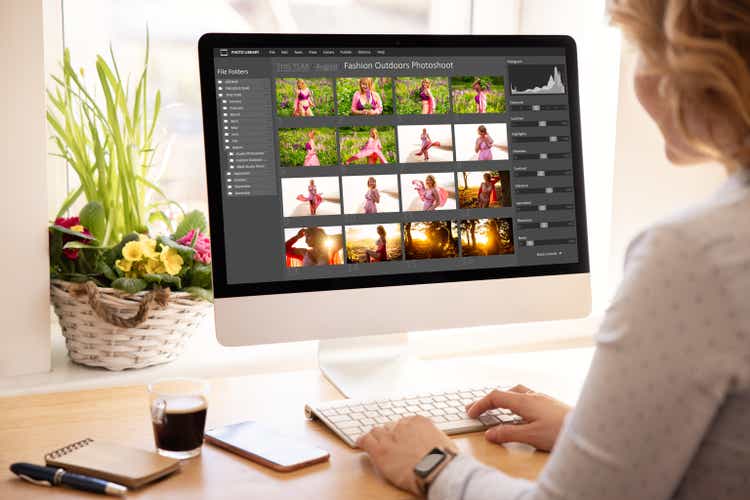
top-left (275, 74), bottom-right (514, 269)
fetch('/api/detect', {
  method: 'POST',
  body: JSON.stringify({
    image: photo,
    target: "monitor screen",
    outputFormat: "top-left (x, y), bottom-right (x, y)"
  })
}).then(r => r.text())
top-left (199, 36), bottom-right (588, 297)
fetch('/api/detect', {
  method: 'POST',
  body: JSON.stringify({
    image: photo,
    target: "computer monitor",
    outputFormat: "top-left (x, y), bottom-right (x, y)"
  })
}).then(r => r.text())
top-left (198, 34), bottom-right (590, 397)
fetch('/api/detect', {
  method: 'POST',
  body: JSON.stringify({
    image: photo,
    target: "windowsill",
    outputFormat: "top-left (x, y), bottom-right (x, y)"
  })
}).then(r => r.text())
top-left (0, 314), bottom-right (601, 398)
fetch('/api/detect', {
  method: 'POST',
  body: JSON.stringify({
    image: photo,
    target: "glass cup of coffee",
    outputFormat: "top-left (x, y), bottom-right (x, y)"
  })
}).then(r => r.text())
top-left (148, 378), bottom-right (209, 459)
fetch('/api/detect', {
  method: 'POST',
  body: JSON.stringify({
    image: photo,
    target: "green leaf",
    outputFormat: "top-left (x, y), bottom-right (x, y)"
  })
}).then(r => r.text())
top-left (157, 235), bottom-right (196, 261)
top-left (63, 241), bottom-right (106, 250)
top-left (111, 277), bottom-right (147, 294)
top-left (184, 286), bottom-right (213, 302)
top-left (143, 273), bottom-right (182, 289)
top-left (50, 225), bottom-right (95, 240)
top-left (148, 210), bottom-right (172, 232)
top-left (172, 210), bottom-right (207, 240)
top-left (186, 263), bottom-right (212, 289)
top-left (96, 261), bottom-right (117, 281)
top-left (79, 201), bottom-right (107, 242)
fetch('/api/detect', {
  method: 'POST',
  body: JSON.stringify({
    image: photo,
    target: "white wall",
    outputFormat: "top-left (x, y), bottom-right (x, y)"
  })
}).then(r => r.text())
top-left (607, 47), bottom-right (727, 294)
top-left (0, 0), bottom-right (51, 376)
top-left (514, 0), bottom-right (621, 312)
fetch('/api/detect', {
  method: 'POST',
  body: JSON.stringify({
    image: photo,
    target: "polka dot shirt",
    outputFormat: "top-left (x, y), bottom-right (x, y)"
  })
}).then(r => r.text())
top-left (430, 168), bottom-right (750, 500)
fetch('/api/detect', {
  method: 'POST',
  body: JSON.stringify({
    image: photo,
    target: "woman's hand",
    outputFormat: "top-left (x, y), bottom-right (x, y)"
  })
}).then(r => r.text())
top-left (356, 416), bottom-right (455, 497)
top-left (466, 384), bottom-right (571, 451)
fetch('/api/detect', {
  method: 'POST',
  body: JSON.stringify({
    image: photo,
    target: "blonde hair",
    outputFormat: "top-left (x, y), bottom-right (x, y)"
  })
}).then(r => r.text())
top-left (359, 77), bottom-right (374, 91)
top-left (421, 78), bottom-right (431, 89)
top-left (369, 128), bottom-right (379, 139)
top-left (608, 0), bottom-right (750, 168)
top-left (296, 79), bottom-right (307, 89)
top-left (477, 125), bottom-right (487, 135)
top-left (425, 174), bottom-right (436, 187)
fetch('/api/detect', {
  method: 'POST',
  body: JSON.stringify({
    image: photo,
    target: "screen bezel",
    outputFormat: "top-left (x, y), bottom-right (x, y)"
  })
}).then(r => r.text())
top-left (198, 34), bottom-right (589, 299)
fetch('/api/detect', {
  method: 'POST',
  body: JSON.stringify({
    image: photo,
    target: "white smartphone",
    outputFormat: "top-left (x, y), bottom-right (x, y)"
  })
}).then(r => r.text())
top-left (204, 421), bottom-right (330, 472)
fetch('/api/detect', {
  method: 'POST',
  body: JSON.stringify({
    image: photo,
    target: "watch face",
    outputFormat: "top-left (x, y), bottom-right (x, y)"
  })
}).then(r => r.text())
top-left (414, 448), bottom-right (446, 478)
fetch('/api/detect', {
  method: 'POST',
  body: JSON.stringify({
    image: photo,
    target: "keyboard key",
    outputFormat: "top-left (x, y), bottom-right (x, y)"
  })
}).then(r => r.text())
top-left (365, 410), bottom-right (379, 418)
top-left (329, 414), bottom-right (352, 423)
top-left (479, 414), bottom-right (499, 426)
top-left (361, 418), bottom-right (375, 425)
top-left (498, 415), bottom-right (515, 423)
top-left (337, 420), bottom-right (361, 430)
top-left (350, 412), bottom-right (365, 420)
top-left (374, 416), bottom-right (390, 424)
top-left (419, 403), bottom-right (435, 411)
top-left (435, 419), bottom-right (484, 434)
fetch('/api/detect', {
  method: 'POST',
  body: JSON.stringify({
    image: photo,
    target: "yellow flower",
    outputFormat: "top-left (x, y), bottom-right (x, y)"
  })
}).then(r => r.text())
top-left (139, 235), bottom-right (160, 259)
top-left (145, 257), bottom-right (166, 275)
top-left (70, 225), bottom-right (85, 233)
top-left (122, 240), bottom-right (143, 261)
top-left (115, 259), bottom-right (132, 272)
top-left (160, 247), bottom-right (183, 276)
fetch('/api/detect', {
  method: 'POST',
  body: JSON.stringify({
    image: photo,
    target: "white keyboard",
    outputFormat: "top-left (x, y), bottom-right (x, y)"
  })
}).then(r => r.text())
top-left (305, 385), bottom-right (524, 448)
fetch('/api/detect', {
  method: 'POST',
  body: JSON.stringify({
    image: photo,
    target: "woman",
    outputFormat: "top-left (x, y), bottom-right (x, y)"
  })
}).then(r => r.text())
top-left (357, 2), bottom-right (750, 499)
top-left (285, 227), bottom-right (341, 267)
top-left (295, 179), bottom-right (322, 215)
top-left (477, 172), bottom-right (500, 208)
top-left (365, 225), bottom-right (388, 262)
top-left (351, 77), bottom-right (383, 115)
top-left (345, 128), bottom-right (389, 164)
top-left (415, 128), bottom-right (441, 161)
top-left (473, 79), bottom-right (488, 113)
top-left (413, 175), bottom-right (447, 211)
top-left (363, 177), bottom-right (380, 214)
top-left (475, 125), bottom-right (494, 160)
top-left (419, 78), bottom-right (436, 114)
top-left (293, 79), bottom-right (315, 116)
top-left (303, 130), bottom-right (320, 166)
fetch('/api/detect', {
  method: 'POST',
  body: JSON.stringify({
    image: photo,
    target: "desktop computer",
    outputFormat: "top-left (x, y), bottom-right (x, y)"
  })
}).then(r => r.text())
top-left (198, 34), bottom-right (590, 420)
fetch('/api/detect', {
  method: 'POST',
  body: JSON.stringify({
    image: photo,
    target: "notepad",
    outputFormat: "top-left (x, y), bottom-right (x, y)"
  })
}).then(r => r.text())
top-left (45, 438), bottom-right (180, 489)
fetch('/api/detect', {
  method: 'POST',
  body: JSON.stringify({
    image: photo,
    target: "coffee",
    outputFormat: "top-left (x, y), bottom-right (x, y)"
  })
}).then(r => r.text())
top-left (151, 395), bottom-right (208, 453)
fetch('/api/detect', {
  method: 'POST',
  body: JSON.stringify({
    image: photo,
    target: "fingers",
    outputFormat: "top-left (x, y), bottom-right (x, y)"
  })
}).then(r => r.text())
top-left (485, 423), bottom-right (535, 445)
top-left (466, 389), bottom-right (528, 418)
top-left (508, 384), bottom-right (533, 394)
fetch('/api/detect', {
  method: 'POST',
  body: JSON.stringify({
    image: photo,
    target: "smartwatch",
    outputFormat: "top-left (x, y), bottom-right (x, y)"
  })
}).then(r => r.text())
top-left (414, 446), bottom-right (457, 495)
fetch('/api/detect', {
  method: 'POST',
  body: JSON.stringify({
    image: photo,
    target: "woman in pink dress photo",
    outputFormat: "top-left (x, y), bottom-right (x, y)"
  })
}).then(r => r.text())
top-left (293, 79), bottom-right (315, 116)
top-left (303, 130), bottom-right (320, 166)
top-left (345, 128), bottom-right (389, 165)
top-left (413, 175), bottom-right (449, 211)
top-left (364, 225), bottom-right (389, 262)
top-left (475, 125), bottom-right (495, 160)
top-left (350, 77), bottom-right (383, 115)
top-left (295, 179), bottom-right (323, 215)
top-left (419, 79), bottom-right (436, 114)
top-left (415, 128), bottom-right (442, 161)
top-left (473, 79), bottom-right (488, 113)
top-left (477, 172), bottom-right (501, 208)
top-left (363, 177), bottom-right (381, 214)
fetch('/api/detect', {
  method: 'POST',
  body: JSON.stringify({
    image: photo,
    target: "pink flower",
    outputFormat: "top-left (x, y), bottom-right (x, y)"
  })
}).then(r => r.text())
top-left (178, 229), bottom-right (212, 264)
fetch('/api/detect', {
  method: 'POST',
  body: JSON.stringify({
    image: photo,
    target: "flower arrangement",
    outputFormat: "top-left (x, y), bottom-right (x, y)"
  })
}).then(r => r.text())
top-left (47, 35), bottom-right (212, 301)
top-left (49, 206), bottom-right (213, 301)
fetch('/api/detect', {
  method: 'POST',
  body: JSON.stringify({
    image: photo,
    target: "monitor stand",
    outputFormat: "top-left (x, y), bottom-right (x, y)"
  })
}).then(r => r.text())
top-left (318, 333), bottom-right (433, 399)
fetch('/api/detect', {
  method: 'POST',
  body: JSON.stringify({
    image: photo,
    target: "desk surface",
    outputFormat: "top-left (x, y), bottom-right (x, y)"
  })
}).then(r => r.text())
top-left (0, 368), bottom-right (553, 499)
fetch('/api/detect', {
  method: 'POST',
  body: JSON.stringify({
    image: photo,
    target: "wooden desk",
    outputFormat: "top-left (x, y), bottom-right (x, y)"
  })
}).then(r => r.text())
top-left (0, 370), bottom-right (548, 499)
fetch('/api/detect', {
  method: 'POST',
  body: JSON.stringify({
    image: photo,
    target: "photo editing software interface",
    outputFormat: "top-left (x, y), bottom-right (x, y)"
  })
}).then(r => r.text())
top-left (211, 46), bottom-right (580, 285)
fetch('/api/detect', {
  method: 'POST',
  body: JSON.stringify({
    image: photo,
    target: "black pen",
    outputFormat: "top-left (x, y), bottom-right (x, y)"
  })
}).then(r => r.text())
top-left (10, 462), bottom-right (128, 497)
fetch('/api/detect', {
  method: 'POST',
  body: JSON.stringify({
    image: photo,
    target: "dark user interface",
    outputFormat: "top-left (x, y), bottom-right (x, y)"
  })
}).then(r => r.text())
top-left (211, 46), bottom-right (580, 285)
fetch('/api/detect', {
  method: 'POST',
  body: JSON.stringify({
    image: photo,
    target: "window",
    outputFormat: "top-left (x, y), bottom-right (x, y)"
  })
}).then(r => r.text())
top-left (53, 0), bottom-right (618, 314)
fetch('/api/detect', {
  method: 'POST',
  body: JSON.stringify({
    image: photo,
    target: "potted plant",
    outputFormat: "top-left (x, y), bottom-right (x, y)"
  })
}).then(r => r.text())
top-left (47, 38), bottom-right (213, 370)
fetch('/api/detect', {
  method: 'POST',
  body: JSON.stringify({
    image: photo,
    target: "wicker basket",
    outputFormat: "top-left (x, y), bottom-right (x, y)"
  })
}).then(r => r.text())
top-left (50, 280), bottom-right (213, 371)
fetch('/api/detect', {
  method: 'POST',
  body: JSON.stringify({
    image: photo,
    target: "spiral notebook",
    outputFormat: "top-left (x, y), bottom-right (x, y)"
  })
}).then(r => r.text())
top-left (45, 438), bottom-right (181, 489)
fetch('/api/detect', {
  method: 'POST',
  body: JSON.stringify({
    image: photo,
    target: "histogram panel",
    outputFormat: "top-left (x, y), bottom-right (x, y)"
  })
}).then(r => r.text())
top-left (510, 65), bottom-right (567, 95)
